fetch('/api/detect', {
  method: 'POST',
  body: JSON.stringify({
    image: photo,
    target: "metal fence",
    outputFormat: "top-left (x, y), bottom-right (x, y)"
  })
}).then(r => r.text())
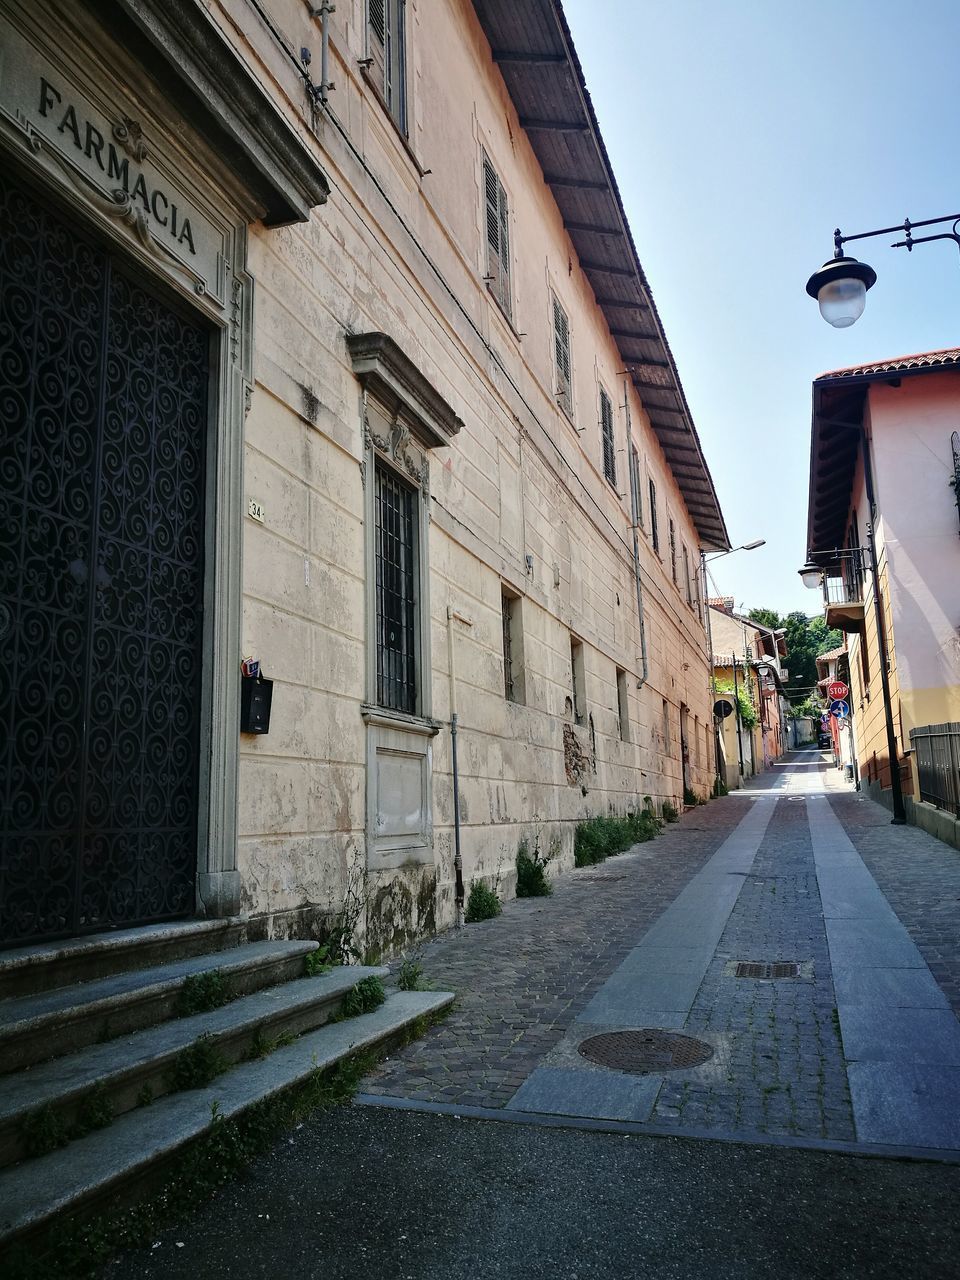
top-left (822, 575), bottom-right (863, 607)
top-left (910, 722), bottom-right (960, 816)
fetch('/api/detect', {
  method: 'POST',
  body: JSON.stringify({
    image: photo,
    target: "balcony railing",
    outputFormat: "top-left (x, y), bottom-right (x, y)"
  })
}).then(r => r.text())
top-left (910, 723), bottom-right (960, 817)
top-left (822, 576), bottom-right (865, 632)
top-left (822, 576), bottom-right (863, 607)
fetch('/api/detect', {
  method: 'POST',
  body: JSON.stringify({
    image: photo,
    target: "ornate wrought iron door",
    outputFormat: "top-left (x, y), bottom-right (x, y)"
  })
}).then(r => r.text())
top-left (0, 172), bottom-right (208, 945)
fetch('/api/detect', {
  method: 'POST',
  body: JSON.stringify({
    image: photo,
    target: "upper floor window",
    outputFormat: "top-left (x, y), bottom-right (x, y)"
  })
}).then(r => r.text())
top-left (553, 296), bottom-right (573, 417)
top-left (367, 0), bottom-right (407, 133)
top-left (483, 153), bottom-right (512, 321)
top-left (669, 518), bottom-right (677, 583)
top-left (501, 588), bottom-right (525, 704)
top-left (649, 478), bottom-right (659, 553)
top-left (683, 545), bottom-right (693, 606)
top-left (600, 388), bottom-right (616, 487)
top-left (629, 444), bottom-right (643, 529)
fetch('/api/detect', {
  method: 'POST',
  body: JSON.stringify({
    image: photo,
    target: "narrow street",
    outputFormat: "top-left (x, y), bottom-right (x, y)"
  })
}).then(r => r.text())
top-left (109, 748), bottom-right (960, 1279)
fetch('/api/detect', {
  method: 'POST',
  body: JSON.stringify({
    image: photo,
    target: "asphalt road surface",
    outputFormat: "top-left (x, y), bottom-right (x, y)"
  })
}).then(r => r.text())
top-left (107, 1103), bottom-right (960, 1280)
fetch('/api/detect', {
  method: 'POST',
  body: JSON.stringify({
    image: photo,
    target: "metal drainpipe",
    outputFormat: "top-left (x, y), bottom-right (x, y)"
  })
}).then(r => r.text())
top-left (632, 526), bottom-right (649, 688)
top-left (732, 655), bottom-right (745, 778)
top-left (701, 554), bottom-right (720, 788)
top-left (446, 606), bottom-right (471, 925)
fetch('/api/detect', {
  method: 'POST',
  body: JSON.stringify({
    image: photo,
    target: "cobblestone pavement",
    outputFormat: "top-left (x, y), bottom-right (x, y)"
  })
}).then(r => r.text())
top-left (650, 789), bottom-right (855, 1140)
top-left (365, 798), bottom-right (748, 1108)
top-left (364, 750), bottom-right (960, 1152)
top-left (830, 789), bottom-right (960, 1015)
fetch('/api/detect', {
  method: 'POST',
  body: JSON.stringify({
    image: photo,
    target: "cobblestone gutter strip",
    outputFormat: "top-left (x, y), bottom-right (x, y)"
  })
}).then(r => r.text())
top-left (364, 799), bottom-right (750, 1109)
top-left (829, 789), bottom-right (960, 1017)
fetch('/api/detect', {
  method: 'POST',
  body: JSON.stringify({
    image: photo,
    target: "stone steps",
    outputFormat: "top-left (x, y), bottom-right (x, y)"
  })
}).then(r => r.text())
top-left (0, 920), bottom-right (248, 1000)
top-left (0, 940), bottom-right (317, 1073)
top-left (0, 989), bottom-right (453, 1254)
top-left (0, 964), bottom-right (387, 1168)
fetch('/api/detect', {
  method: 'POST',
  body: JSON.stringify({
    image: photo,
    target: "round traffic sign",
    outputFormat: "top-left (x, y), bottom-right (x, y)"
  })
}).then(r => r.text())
top-left (827, 681), bottom-right (849, 701)
top-left (713, 699), bottom-right (734, 720)
top-left (830, 699), bottom-right (850, 719)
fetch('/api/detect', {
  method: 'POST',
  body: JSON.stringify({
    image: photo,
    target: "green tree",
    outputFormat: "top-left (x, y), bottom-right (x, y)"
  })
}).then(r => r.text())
top-left (747, 607), bottom-right (840, 709)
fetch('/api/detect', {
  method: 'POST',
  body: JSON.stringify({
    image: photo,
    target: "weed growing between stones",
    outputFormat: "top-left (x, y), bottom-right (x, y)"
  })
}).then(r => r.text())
top-left (18, 1083), bottom-right (116, 1160)
top-left (464, 880), bottom-right (502, 922)
top-left (304, 944), bottom-right (336, 977)
top-left (248, 1027), bottom-right (296, 1061)
top-left (515, 828), bottom-right (559, 898)
top-left (397, 955), bottom-right (427, 990)
top-left (661, 801), bottom-right (679, 823)
top-left (573, 810), bottom-right (661, 867)
top-left (340, 976), bottom-right (386, 1018)
top-left (177, 969), bottom-right (229, 1016)
top-left (165, 1034), bottom-right (229, 1092)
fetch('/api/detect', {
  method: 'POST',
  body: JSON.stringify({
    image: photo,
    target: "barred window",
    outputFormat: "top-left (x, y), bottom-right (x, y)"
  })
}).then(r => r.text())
top-left (375, 461), bottom-right (418, 713)
top-left (683, 545), bottom-right (693, 606)
top-left (600, 388), bottom-right (616, 486)
top-left (501, 589), bottom-right (524, 703)
top-left (483, 154), bottom-right (511, 320)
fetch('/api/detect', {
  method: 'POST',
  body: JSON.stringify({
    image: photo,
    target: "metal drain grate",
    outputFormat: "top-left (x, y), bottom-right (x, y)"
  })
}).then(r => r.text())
top-left (578, 1029), bottom-right (714, 1074)
top-left (735, 961), bottom-right (801, 980)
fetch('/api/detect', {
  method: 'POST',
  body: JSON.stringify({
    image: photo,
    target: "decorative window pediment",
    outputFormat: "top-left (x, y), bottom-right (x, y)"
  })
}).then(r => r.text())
top-left (347, 331), bottom-right (463, 451)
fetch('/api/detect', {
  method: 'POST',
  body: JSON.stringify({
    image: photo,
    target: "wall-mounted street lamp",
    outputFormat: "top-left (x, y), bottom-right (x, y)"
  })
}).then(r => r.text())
top-left (705, 538), bottom-right (765, 563)
top-left (806, 213), bottom-right (960, 327)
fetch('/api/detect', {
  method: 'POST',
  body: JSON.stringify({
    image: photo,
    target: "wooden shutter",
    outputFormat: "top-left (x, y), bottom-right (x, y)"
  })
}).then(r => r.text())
top-left (649, 478), bottom-right (659, 551)
top-left (554, 297), bottom-right (572, 414)
top-left (629, 446), bottom-right (643, 528)
top-left (600, 389), bottom-right (616, 485)
top-left (484, 154), bottom-right (511, 319)
top-left (368, 0), bottom-right (387, 96)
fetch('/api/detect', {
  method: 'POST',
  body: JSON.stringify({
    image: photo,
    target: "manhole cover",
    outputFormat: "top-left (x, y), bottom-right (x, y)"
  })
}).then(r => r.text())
top-left (578, 1029), bottom-right (713, 1074)
top-left (735, 961), bottom-right (801, 980)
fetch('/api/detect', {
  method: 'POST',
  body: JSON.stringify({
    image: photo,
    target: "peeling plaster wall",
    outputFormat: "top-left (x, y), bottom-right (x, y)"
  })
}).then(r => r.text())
top-left (210, 0), bottom-right (720, 945)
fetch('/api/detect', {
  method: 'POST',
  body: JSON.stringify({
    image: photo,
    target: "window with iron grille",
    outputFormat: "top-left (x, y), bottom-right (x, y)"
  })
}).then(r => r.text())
top-left (649, 478), bottom-right (659, 553)
top-left (570, 635), bottom-right (585, 724)
top-left (501, 589), bottom-right (524, 703)
top-left (616, 667), bottom-right (630, 742)
top-left (483, 153), bottom-right (511, 321)
top-left (375, 461), bottom-right (418, 713)
top-left (367, 0), bottom-right (407, 133)
top-left (669, 518), bottom-right (677, 582)
top-left (553, 296), bottom-right (573, 417)
top-left (600, 388), bottom-right (616, 486)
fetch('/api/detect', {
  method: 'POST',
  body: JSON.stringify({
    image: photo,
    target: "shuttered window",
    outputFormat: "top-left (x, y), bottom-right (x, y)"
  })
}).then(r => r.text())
top-left (683, 545), bottom-right (693, 605)
top-left (649, 478), bottom-right (659, 553)
top-left (367, 0), bottom-right (406, 132)
top-left (629, 445), bottom-right (643, 529)
top-left (553, 296), bottom-right (573, 417)
top-left (375, 461), bottom-right (418, 713)
top-left (600, 388), bottom-right (616, 486)
top-left (483, 154), bottom-right (512, 320)
top-left (669, 518), bottom-right (677, 582)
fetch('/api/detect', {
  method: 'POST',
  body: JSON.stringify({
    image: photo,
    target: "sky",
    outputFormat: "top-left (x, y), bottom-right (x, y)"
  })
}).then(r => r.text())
top-left (564, 0), bottom-right (960, 618)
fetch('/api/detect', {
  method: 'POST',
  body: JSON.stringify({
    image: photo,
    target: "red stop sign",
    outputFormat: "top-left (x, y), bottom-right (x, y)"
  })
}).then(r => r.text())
top-left (827, 681), bottom-right (848, 701)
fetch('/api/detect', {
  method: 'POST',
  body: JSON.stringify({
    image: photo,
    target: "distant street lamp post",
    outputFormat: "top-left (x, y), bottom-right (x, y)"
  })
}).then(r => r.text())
top-left (806, 213), bottom-right (960, 327)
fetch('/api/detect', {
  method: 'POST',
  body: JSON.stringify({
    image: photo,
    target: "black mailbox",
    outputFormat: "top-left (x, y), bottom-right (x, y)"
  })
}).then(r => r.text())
top-left (240, 674), bottom-right (273, 734)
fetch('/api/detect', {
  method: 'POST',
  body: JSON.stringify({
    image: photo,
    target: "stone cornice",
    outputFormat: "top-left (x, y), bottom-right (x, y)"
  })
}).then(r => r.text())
top-left (88, 0), bottom-right (330, 225)
top-left (347, 331), bottom-right (463, 450)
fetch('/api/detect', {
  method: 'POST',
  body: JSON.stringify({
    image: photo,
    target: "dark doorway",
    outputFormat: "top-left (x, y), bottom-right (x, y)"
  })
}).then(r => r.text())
top-left (0, 171), bottom-right (209, 945)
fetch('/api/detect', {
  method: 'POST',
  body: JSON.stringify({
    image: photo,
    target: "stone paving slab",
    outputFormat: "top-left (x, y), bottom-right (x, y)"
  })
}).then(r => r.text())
top-left (847, 1062), bottom-right (960, 1147)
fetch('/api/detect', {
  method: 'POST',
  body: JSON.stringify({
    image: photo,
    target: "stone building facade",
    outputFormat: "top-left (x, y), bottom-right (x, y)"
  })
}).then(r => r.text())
top-left (0, 0), bottom-right (727, 954)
